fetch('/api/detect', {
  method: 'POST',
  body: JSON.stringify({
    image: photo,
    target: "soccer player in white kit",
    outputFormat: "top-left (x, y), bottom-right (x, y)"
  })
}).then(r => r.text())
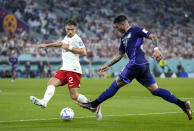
top-left (30, 20), bottom-right (102, 120)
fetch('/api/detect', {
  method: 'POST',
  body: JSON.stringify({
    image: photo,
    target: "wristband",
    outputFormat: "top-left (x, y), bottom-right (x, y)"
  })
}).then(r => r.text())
top-left (68, 46), bottom-right (73, 50)
top-left (154, 47), bottom-right (159, 50)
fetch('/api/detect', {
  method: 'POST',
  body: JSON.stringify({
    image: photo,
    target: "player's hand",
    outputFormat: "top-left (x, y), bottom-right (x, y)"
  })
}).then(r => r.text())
top-left (38, 44), bottom-right (47, 48)
top-left (152, 48), bottom-right (163, 62)
top-left (98, 65), bottom-right (110, 72)
top-left (62, 44), bottom-right (69, 50)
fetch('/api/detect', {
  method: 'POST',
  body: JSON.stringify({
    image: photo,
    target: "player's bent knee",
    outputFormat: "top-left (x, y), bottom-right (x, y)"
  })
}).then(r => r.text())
top-left (47, 77), bottom-right (61, 87)
top-left (146, 84), bottom-right (158, 93)
top-left (115, 77), bottom-right (127, 87)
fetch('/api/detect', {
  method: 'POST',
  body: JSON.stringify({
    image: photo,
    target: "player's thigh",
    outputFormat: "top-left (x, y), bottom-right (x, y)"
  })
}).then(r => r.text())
top-left (47, 77), bottom-right (62, 87)
top-left (117, 65), bottom-right (138, 87)
top-left (68, 88), bottom-right (79, 100)
top-left (136, 65), bottom-right (158, 92)
top-left (67, 72), bottom-right (81, 99)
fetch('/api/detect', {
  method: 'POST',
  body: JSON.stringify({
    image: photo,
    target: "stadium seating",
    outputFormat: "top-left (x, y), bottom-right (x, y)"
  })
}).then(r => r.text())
top-left (0, 0), bottom-right (194, 78)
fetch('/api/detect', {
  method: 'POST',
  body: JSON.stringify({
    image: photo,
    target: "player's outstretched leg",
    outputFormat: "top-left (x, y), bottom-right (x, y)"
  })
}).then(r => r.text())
top-left (79, 80), bottom-right (120, 109)
top-left (30, 85), bottom-right (56, 108)
top-left (96, 80), bottom-right (120, 105)
top-left (78, 80), bottom-right (121, 120)
top-left (152, 87), bottom-right (192, 120)
top-left (76, 93), bottom-right (102, 120)
top-left (42, 85), bottom-right (55, 105)
top-left (79, 80), bottom-right (119, 107)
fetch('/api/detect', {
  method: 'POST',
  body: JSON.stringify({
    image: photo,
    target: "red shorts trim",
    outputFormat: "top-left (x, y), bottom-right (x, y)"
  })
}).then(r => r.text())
top-left (53, 70), bottom-right (81, 88)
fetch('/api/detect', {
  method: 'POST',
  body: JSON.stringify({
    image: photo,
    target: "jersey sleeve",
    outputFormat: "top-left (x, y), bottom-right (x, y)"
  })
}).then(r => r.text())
top-left (76, 38), bottom-right (85, 49)
top-left (136, 26), bottom-right (151, 38)
top-left (118, 39), bottom-right (125, 53)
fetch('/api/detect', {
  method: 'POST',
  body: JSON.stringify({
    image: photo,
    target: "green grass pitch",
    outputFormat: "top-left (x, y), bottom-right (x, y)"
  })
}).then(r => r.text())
top-left (0, 78), bottom-right (194, 131)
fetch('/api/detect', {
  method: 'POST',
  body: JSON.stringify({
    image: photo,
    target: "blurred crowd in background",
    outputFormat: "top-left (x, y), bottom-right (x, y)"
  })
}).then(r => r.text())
top-left (1, 0), bottom-right (194, 58)
top-left (0, 0), bottom-right (194, 78)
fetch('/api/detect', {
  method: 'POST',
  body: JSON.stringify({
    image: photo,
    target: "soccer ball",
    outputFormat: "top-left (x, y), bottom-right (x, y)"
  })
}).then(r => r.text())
top-left (60, 107), bottom-right (74, 121)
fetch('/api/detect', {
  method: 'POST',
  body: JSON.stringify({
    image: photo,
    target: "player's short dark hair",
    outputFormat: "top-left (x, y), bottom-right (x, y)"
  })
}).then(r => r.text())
top-left (65, 19), bottom-right (77, 26)
top-left (113, 15), bottom-right (127, 24)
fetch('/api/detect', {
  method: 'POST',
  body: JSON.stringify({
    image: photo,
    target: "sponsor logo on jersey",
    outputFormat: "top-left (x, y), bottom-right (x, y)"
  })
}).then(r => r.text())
top-left (127, 33), bottom-right (131, 39)
top-left (142, 28), bottom-right (148, 34)
top-left (78, 42), bottom-right (83, 47)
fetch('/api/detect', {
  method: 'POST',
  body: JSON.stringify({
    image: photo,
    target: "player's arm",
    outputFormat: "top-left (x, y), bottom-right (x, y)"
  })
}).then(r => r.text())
top-left (148, 34), bottom-right (158, 48)
top-left (99, 51), bottom-right (125, 72)
top-left (61, 44), bottom-right (87, 56)
top-left (137, 27), bottom-right (163, 62)
top-left (71, 47), bottom-right (87, 56)
top-left (148, 34), bottom-right (163, 62)
top-left (107, 51), bottom-right (124, 67)
top-left (38, 41), bottom-right (62, 48)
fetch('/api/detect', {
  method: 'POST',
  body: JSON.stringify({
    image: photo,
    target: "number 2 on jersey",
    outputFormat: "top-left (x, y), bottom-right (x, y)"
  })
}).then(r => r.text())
top-left (69, 77), bottom-right (73, 83)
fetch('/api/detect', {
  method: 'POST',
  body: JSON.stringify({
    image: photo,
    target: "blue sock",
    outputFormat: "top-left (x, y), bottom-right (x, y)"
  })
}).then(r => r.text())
top-left (97, 80), bottom-right (120, 103)
top-left (152, 88), bottom-right (178, 104)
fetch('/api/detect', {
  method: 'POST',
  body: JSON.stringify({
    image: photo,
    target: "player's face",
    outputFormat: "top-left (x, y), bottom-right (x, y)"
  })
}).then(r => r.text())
top-left (113, 23), bottom-right (125, 33)
top-left (65, 25), bottom-right (76, 37)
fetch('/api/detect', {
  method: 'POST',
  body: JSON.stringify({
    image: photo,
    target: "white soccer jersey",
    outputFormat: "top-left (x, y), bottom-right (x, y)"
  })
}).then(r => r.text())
top-left (60, 34), bottom-right (85, 74)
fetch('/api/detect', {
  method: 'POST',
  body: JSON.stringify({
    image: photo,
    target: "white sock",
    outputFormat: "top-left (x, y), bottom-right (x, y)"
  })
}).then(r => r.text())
top-left (43, 85), bottom-right (55, 105)
top-left (77, 94), bottom-right (88, 103)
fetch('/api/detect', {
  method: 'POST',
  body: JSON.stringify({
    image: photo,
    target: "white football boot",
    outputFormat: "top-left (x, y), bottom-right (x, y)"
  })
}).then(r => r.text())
top-left (78, 102), bottom-right (102, 120)
top-left (184, 101), bottom-right (192, 120)
top-left (95, 105), bottom-right (102, 120)
top-left (30, 96), bottom-right (47, 108)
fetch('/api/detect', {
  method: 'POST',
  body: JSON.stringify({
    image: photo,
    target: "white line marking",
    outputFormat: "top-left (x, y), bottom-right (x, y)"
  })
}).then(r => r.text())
top-left (0, 111), bottom-right (192, 123)
top-left (0, 118), bottom-right (58, 123)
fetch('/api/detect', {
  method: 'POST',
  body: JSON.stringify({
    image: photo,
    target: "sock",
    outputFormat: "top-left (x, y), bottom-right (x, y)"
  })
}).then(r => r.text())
top-left (92, 80), bottom-right (120, 107)
top-left (43, 85), bottom-right (55, 105)
top-left (152, 88), bottom-right (178, 104)
top-left (77, 94), bottom-right (88, 103)
top-left (176, 99), bottom-right (185, 110)
top-left (91, 99), bottom-right (101, 108)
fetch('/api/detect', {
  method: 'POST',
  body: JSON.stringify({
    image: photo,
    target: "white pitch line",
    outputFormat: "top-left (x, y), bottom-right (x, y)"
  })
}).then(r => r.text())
top-left (0, 111), bottom-right (191, 123)
top-left (0, 118), bottom-right (58, 123)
